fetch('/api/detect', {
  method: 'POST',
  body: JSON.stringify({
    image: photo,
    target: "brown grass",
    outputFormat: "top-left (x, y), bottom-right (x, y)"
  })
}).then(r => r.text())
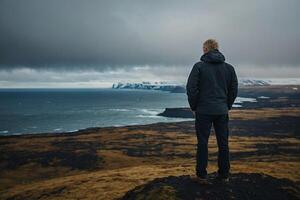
top-left (0, 108), bottom-right (299, 199)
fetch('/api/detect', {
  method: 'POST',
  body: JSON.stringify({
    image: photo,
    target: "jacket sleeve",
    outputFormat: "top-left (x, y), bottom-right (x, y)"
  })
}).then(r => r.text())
top-left (227, 67), bottom-right (238, 110)
top-left (186, 63), bottom-right (200, 111)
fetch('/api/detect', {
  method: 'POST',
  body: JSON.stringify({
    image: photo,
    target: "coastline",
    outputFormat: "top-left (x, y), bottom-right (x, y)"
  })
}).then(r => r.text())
top-left (0, 84), bottom-right (300, 199)
top-left (0, 118), bottom-right (194, 138)
top-left (1, 108), bottom-right (300, 199)
top-left (1, 106), bottom-right (299, 139)
top-left (1, 84), bottom-right (299, 136)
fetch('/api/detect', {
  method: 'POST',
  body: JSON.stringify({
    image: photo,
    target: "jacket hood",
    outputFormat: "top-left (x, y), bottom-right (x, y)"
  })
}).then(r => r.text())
top-left (200, 49), bottom-right (225, 63)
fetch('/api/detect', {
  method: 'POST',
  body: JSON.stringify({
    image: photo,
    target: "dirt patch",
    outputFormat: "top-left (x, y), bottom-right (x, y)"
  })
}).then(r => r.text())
top-left (120, 173), bottom-right (300, 200)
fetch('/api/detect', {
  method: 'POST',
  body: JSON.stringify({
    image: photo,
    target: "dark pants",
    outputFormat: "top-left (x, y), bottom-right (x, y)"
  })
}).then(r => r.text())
top-left (195, 112), bottom-right (230, 177)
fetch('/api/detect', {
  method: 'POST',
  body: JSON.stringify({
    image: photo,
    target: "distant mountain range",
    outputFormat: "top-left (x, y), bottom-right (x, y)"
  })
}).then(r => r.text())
top-left (239, 78), bottom-right (300, 86)
top-left (239, 79), bottom-right (270, 86)
top-left (112, 78), bottom-right (300, 93)
top-left (112, 81), bottom-right (185, 93)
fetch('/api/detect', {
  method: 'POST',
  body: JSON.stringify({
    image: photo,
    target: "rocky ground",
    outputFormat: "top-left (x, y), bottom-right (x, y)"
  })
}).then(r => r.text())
top-left (121, 173), bottom-right (300, 200)
top-left (0, 85), bottom-right (299, 200)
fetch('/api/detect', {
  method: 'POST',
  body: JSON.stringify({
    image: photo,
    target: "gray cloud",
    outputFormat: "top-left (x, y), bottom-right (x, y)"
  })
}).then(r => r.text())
top-left (0, 0), bottom-right (299, 79)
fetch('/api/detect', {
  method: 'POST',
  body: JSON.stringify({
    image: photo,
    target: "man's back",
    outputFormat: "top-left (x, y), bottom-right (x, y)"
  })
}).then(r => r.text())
top-left (186, 49), bottom-right (238, 114)
top-left (187, 39), bottom-right (238, 182)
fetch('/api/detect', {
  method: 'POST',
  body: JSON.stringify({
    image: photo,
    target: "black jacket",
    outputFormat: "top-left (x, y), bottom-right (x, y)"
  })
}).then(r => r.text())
top-left (186, 49), bottom-right (238, 114)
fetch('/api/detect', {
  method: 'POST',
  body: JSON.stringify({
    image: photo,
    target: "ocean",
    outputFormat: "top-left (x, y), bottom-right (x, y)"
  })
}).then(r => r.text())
top-left (0, 88), bottom-right (255, 136)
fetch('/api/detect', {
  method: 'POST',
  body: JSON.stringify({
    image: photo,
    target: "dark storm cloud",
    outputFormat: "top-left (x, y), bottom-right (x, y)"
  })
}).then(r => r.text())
top-left (0, 0), bottom-right (300, 71)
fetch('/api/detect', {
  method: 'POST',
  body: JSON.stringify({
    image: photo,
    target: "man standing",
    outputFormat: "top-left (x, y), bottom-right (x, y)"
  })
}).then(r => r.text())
top-left (186, 39), bottom-right (238, 183)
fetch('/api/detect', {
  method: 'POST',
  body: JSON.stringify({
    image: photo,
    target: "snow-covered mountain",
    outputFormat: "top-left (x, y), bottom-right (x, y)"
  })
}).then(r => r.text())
top-left (239, 78), bottom-right (300, 86)
top-left (112, 78), bottom-right (300, 92)
top-left (112, 81), bottom-right (184, 92)
top-left (239, 79), bottom-right (270, 86)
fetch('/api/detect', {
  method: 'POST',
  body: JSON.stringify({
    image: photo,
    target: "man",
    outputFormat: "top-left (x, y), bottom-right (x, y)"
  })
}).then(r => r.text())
top-left (186, 39), bottom-right (238, 184)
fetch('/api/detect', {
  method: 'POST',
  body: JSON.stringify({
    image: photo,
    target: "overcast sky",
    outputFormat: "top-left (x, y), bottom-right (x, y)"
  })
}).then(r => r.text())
top-left (0, 0), bottom-right (299, 87)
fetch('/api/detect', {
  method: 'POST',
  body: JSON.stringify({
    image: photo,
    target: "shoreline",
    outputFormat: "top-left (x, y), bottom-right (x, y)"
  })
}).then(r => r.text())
top-left (1, 107), bottom-right (299, 139)
top-left (1, 107), bottom-right (299, 198)
top-left (1, 84), bottom-right (299, 137)
top-left (0, 117), bottom-right (194, 138)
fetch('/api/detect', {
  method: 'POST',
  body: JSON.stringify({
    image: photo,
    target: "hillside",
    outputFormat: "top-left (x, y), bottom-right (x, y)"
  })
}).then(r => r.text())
top-left (0, 108), bottom-right (299, 199)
